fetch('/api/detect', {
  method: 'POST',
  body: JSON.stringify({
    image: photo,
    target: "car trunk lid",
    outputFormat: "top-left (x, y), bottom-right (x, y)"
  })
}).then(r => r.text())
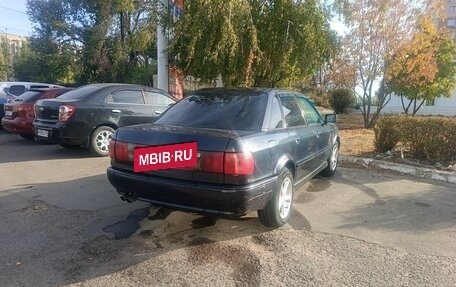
top-left (110, 124), bottom-right (255, 184)
top-left (34, 99), bottom-right (78, 122)
top-left (4, 102), bottom-right (34, 119)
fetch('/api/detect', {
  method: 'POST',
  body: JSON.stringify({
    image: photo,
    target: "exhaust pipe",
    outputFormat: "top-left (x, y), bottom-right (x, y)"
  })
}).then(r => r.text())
top-left (120, 193), bottom-right (137, 203)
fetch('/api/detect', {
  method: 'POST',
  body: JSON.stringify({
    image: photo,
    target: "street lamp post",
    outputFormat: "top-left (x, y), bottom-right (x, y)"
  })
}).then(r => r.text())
top-left (157, 0), bottom-right (169, 92)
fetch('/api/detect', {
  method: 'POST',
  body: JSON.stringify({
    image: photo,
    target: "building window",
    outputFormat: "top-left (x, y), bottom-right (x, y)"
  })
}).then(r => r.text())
top-left (449, 19), bottom-right (456, 27)
top-left (451, 6), bottom-right (456, 13)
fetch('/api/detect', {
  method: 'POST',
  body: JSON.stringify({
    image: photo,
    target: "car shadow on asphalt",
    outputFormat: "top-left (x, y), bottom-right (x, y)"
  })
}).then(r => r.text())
top-left (0, 129), bottom-right (95, 163)
top-left (331, 170), bottom-right (456, 232)
top-left (0, 174), bottom-right (278, 286)
top-left (2, 163), bottom-right (453, 286)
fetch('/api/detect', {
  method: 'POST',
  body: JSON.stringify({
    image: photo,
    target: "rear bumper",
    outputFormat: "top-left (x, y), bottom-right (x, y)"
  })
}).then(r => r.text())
top-left (32, 121), bottom-right (61, 143)
top-left (107, 167), bottom-right (276, 217)
top-left (33, 120), bottom-right (88, 145)
top-left (2, 117), bottom-right (33, 135)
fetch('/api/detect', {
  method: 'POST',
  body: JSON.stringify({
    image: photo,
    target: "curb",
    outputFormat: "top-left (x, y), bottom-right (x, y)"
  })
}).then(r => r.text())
top-left (339, 155), bottom-right (456, 184)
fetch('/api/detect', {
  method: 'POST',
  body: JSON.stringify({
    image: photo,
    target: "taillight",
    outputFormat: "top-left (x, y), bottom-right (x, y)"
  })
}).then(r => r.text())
top-left (108, 140), bottom-right (116, 159)
top-left (198, 151), bottom-right (255, 175)
top-left (109, 141), bottom-right (255, 176)
top-left (17, 105), bottom-right (33, 117)
top-left (109, 139), bottom-right (140, 163)
top-left (199, 152), bottom-right (224, 173)
top-left (109, 139), bottom-right (130, 162)
top-left (224, 152), bottom-right (255, 175)
top-left (59, 105), bottom-right (75, 122)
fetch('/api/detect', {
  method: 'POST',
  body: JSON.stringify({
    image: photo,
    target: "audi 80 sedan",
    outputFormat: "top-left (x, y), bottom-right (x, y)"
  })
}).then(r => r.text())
top-left (107, 88), bottom-right (339, 227)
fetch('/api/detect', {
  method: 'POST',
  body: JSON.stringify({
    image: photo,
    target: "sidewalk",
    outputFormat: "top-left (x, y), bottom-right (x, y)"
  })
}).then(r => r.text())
top-left (340, 155), bottom-right (456, 184)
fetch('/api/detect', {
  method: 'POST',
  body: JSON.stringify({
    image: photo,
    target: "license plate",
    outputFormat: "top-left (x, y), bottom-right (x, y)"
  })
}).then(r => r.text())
top-left (5, 111), bottom-right (12, 117)
top-left (134, 142), bottom-right (197, 172)
top-left (37, 129), bottom-right (49, 138)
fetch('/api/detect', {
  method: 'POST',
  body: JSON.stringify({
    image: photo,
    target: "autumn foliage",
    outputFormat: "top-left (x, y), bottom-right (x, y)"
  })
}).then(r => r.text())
top-left (386, 16), bottom-right (456, 115)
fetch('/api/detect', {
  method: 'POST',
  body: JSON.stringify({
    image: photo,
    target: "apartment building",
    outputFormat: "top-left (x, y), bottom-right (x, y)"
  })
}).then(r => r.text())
top-left (1, 32), bottom-right (26, 60)
top-left (443, 0), bottom-right (456, 40)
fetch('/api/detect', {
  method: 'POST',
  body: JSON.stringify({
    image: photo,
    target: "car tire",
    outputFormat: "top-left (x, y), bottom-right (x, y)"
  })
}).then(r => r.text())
top-left (320, 142), bottom-right (339, 177)
top-left (89, 126), bottom-right (115, 157)
top-left (258, 167), bottom-right (294, 228)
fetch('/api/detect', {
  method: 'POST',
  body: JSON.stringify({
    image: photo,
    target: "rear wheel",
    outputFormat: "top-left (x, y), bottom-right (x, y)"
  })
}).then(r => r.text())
top-left (258, 168), bottom-right (294, 228)
top-left (89, 126), bottom-right (114, 157)
top-left (320, 142), bottom-right (339, 177)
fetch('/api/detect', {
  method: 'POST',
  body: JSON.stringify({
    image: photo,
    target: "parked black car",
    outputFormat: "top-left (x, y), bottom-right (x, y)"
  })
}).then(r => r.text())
top-left (107, 88), bottom-right (339, 227)
top-left (33, 84), bottom-right (176, 156)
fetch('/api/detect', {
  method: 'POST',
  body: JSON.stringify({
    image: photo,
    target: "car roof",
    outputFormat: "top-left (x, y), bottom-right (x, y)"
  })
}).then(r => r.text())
top-left (0, 82), bottom-right (64, 87)
top-left (27, 87), bottom-right (73, 92)
top-left (191, 87), bottom-right (275, 96)
top-left (80, 83), bottom-right (168, 92)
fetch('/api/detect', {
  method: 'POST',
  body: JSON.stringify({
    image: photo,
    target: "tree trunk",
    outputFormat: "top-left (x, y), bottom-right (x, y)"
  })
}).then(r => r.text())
top-left (412, 98), bottom-right (426, 116)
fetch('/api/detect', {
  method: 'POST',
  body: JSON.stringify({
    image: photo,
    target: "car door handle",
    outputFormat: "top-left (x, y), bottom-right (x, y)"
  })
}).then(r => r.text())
top-left (154, 110), bottom-right (162, 115)
top-left (293, 137), bottom-right (300, 144)
top-left (111, 109), bottom-right (121, 113)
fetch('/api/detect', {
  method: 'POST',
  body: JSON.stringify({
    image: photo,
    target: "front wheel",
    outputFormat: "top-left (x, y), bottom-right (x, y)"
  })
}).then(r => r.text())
top-left (258, 168), bottom-right (294, 228)
top-left (89, 126), bottom-right (115, 157)
top-left (320, 142), bottom-right (339, 177)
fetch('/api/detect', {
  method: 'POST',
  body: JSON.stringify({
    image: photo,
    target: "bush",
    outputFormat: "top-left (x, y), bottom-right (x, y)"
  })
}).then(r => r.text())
top-left (374, 115), bottom-right (456, 162)
top-left (329, 88), bottom-right (354, 114)
top-left (374, 116), bottom-right (400, 153)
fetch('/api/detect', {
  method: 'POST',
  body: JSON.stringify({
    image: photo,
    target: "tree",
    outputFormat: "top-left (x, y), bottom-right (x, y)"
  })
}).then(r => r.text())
top-left (0, 36), bottom-right (10, 81)
top-left (386, 16), bottom-right (456, 115)
top-left (0, 49), bottom-right (6, 81)
top-left (334, 0), bottom-right (426, 128)
top-left (25, 0), bottom-right (158, 85)
top-left (169, 0), bottom-right (336, 88)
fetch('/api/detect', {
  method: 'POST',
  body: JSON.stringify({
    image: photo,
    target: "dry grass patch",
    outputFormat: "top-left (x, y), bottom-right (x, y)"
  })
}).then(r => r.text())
top-left (335, 112), bottom-right (376, 156)
top-left (337, 112), bottom-right (365, 130)
top-left (339, 129), bottom-right (375, 156)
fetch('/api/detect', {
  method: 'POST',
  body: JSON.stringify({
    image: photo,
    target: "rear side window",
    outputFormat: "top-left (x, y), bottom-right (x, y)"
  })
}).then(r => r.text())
top-left (13, 91), bottom-right (43, 103)
top-left (279, 94), bottom-right (306, 127)
top-left (8, 85), bottom-right (26, 96)
top-left (107, 90), bottom-right (145, 104)
top-left (58, 85), bottom-right (101, 100)
top-left (155, 92), bottom-right (267, 131)
top-left (144, 91), bottom-right (175, 106)
top-left (269, 96), bottom-right (284, 129)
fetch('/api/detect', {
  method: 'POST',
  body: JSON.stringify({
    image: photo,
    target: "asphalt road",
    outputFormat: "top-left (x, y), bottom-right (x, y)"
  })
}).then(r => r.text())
top-left (1, 129), bottom-right (455, 287)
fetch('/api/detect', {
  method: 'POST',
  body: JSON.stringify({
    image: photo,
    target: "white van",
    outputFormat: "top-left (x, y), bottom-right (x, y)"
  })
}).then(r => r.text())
top-left (0, 82), bottom-right (65, 124)
top-left (0, 82), bottom-right (65, 103)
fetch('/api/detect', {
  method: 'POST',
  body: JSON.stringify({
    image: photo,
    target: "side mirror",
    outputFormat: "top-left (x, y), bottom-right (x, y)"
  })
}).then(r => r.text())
top-left (324, 114), bottom-right (337, 124)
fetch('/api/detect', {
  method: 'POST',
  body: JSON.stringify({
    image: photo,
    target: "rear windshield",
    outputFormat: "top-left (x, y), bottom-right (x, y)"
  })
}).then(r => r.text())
top-left (58, 85), bottom-right (101, 100)
top-left (8, 85), bottom-right (26, 96)
top-left (155, 91), bottom-right (267, 131)
top-left (13, 91), bottom-right (43, 103)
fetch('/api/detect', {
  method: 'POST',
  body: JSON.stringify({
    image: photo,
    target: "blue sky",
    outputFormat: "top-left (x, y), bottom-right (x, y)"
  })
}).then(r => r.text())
top-left (0, 0), bottom-right (32, 36)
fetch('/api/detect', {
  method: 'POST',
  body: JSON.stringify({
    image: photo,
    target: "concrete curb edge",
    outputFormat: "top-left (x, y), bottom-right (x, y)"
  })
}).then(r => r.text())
top-left (339, 155), bottom-right (456, 184)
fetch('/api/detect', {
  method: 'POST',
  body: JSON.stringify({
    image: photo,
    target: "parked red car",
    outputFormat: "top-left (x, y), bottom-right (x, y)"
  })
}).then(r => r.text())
top-left (2, 88), bottom-right (72, 139)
